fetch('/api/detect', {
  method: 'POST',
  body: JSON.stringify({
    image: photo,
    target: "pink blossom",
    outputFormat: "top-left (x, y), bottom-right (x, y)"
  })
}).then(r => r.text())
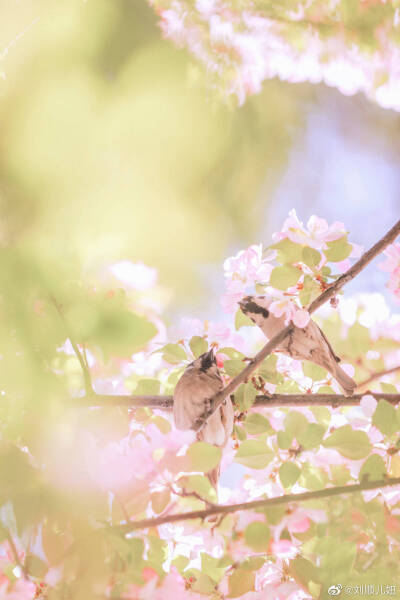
top-left (271, 539), bottom-right (298, 559)
top-left (278, 209), bottom-right (346, 250)
top-left (267, 291), bottom-right (310, 327)
top-left (170, 316), bottom-right (245, 350)
top-left (222, 245), bottom-right (275, 310)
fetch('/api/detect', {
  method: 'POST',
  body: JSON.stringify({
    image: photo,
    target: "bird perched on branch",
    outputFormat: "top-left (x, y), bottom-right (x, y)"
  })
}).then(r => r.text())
top-left (173, 348), bottom-right (234, 489)
top-left (239, 295), bottom-right (356, 397)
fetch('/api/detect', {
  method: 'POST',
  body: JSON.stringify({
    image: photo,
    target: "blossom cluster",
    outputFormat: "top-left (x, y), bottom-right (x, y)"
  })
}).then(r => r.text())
top-left (221, 209), bottom-right (362, 327)
top-left (149, 0), bottom-right (400, 111)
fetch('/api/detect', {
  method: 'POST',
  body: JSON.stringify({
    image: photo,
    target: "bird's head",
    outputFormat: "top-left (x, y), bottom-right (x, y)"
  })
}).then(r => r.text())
top-left (238, 295), bottom-right (271, 325)
top-left (190, 347), bottom-right (219, 375)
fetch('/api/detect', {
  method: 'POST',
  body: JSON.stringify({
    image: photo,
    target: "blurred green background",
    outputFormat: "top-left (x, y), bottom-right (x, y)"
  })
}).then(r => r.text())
top-left (0, 0), bottom-right (306, 307)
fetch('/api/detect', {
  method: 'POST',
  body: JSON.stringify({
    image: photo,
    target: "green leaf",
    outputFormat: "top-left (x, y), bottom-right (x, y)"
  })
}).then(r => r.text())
top-left (228, 569), bottom-right (255, 598)
top-left (359, 454), bottom-right (386, 482)
top-left (330, 465), bottom-right (351, 485)
top-left (234, 382), bottom-right (258, 411)
top-left (346, 322), bottom-right (371, 357)
top-left (289, 556), bottom-right (321, 587)
top-left (224, 359), bottom-right (245, 377)
top-left (234, 440), bottom-right (273, 469)
top-left (180, 475), bottom-right (217, 503)
top-left (235, 309), bottom-right (255, 330)
top-left (148, 536), bottom-right (168, 575)
top-left (297, 423), bottom-right (326, 449)
top-left (135, 378), bottom-right (160, 395)
top-left (189, 336), bottom-right (208, 358)
top-left (380, 382), bottom-right (398, 394)
top-left (201, 553), bottom-right (226, 583)
top-left (90, 308), bottom-right (157, 357)
top-left (192, 573), bottom-right (217, 594)
top-left (277, 430), bottom-right (293, 449)
top-left (270, 239), bottom-right (303, 264)
top-left (151, 489), bottom-right (171, 514)
top-left (241, 556), bottom-right (266, 571)
top-left (219, 347), bottom-right (245, 359)
top-left (172, 555), bottom-right (190, 573)
top-left (372, 399), bottom-right (398, 437)
top-left (302, 247), bottom-right (321, 268)
top-left (284, 411), bottom-right (308, 439)
top-left (299, 275), bottom-right (320, 306)
top-left (270, 265), bottom-right (301, 290)
top-left (150, 415), bottom-right (171, 434)
top-left (259, 354), bottom-right (284, 384)
top-left (279, 462), bottom-right (301, 488)
top-left (244, 522), bottom-right (270, 551)
top-left (25, 554), bottom-right (48, 578)
top-left (324, 236), bottom-right (352, 262)
top-left (322, 425), bottom-right (371, 459)
top-left (233, 424), bottom-right (247, 441)
top-left (157, 343), bottom-right (187, 364)
top-left (186, 442), bottom-right (221, 473)
top-left (243, 413), bottom-right (271, 435)
top-left (302, 361), bottom-right (327, 381)
top-left (299, 464), bottom-right (328, 490)
top-left (311, 406), bottom-right (331, 426)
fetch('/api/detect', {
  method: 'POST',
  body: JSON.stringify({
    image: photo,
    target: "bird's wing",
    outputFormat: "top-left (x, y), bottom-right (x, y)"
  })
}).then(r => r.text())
top-left (173, 370), bottom-right (223, 431)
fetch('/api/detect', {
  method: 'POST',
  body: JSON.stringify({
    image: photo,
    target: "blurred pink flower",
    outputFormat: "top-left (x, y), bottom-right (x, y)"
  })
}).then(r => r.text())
top-left (379, 243), bottom-right (400, 304)
top-left (108, 260), bottom-right (158, 291)
top-left (271, 539), bottom-right (298, 559)
top-left (0, 579), bottom-right (36, 600)
top-left (125, 567), bottom-right (204, 600)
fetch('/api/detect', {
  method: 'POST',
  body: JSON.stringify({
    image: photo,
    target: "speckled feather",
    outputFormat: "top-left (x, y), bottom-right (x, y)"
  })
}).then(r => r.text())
top-left (239, 295), bottom-right (356, 396)
top-left (173, 350), bottom-right (234, 489)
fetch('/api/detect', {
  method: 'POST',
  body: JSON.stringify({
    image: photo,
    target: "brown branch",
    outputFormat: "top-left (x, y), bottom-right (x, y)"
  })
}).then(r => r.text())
top-left (71, 392), bottom-right (400, 409)
top-left (357, 365), bottom-right (400, 391)
top-left (195, 219), bottom-right (400, 430)
top-left (110, 476), bottom-right (400, 533)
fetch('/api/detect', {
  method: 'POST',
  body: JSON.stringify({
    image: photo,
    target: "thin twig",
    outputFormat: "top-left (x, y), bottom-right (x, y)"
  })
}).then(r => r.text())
top-left (110, 476), bottom-right (400, 533)
top-left (0, 525), bottom-right (29, 579)
top-left (357, 365), bottom-right (400, 391)
top-left (51, 297), bottom-right (93, 395)
top-left (195, 219), bottom-right (400, 430)
top-left (71, 392), bottom-right (400, 409)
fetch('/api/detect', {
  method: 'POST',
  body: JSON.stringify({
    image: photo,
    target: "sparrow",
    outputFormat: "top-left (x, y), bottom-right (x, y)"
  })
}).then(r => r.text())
top-left (173, 348), bottom-right (234, 488)
top-left (239, 295), bottom-right (356, 397)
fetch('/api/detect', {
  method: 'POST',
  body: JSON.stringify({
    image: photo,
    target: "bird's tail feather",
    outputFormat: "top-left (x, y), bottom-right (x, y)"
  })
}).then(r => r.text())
top-left (332, 363), bottom-right (356, 397)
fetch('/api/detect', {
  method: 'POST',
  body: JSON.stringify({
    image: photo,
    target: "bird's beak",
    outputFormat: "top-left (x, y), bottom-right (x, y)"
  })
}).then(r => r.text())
top-left (205, 347), bottom-right (215, 361)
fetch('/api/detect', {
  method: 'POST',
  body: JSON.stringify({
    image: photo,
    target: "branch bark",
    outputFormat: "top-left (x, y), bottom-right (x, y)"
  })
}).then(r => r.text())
top-left (111, 476), bottom-right (400, 533)
top-left (72, 391), bottom-right (400, 409)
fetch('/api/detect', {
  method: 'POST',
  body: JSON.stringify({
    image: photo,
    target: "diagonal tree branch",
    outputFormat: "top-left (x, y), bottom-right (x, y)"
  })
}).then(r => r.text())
top-left (357, 365), bottom-right (400, 391)
top-left (195, 219), bottom-right (400, 430)
top-left (72, 391), bottom-right (400, 409)
top-left (111, 476), bottom-right (400, 533)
